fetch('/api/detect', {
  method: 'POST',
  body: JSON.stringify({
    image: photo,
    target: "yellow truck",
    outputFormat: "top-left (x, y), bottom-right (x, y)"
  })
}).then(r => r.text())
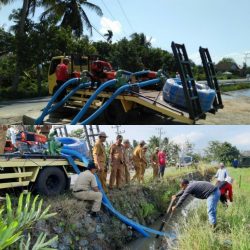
top-left (0, 154), bottom-right (84, 195)
top-left (45, 43), bottom-right (223, 125)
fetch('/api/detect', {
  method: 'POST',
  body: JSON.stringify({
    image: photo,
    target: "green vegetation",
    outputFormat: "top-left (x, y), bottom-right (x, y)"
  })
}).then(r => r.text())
top-left (177, 167), bottom-right (250, 250)
top-left (221, 82), bottom-right (250, 92)
top-left (0, 192), bottom-right (57, 249)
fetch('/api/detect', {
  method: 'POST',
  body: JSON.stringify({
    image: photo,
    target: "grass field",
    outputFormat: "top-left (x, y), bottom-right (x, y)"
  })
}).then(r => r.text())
top-left (177, 167), bottom-right (250, 250)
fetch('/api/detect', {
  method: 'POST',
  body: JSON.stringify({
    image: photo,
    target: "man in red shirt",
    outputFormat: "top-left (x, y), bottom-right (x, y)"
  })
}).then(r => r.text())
top-left (218, 176), bottom-right (233, 206)
top-left (158, 149), bottom-right (167, 178)
top-left (54, 58), bottom-right (70, 101)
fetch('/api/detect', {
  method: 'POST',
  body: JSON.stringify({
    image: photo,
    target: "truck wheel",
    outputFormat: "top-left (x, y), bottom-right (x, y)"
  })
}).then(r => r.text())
top-left (104, 100), bottom-right (126, 124)
top-left (35, 167), bottom-right (67, 196)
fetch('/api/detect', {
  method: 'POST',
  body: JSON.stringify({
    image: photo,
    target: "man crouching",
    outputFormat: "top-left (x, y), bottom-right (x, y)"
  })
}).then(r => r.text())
top-left (73, 162), bottom-right (103, 218)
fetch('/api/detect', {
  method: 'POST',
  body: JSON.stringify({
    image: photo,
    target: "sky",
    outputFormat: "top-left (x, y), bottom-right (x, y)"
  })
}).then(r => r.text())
top-left (66, 125), bottom-right (250, 153)
top-left (1, 0), bottom-right (250, 65)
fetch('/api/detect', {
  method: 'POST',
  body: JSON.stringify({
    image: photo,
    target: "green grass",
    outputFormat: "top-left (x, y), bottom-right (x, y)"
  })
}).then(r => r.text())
top-left (177, 167), bottom-right (250, 250)
top-left (221, 82), bottom-right (250, 92)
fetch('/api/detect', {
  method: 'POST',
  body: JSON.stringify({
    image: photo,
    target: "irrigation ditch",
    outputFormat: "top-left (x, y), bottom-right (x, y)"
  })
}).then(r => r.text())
top-left (9, 166), bottom-right (216, 250)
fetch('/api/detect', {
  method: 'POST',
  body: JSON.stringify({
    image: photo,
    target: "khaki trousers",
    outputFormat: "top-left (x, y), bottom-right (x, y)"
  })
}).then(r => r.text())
top-left (109, 162), bottom-right (124, 189)
top-left (152, 163), bottom-right (158, 179)
top-left (132, 161), bottom-right (143, 183)
top-left (97, 169), bottom-right (107, 192)
top-left (124, 164), bottom-right (130, 184)
top-left (73, 190), bottom-right (102, 212)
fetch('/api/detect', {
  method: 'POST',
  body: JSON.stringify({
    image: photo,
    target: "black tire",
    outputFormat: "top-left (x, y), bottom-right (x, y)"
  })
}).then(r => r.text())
top-left (35, 167), bottom-right (67, 196)
top-left (103, 100), bottom-right (126, 124)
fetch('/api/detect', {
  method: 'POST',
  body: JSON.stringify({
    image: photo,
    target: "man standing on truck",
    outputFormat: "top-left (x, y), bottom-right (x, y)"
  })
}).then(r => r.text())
top-left (151, 147), bottom-right (159, 180)
top-left (109, 135), bottom-right (125, 190)
top-left (55, 57), bottom-right (70, 100)
top-left (93, 132), bottom-right (108, 192)
top-left (73, 162), bottom-right (103, 218)
top-left (132, 140), bottom-right (146, 183)
top-left (172, 179), bottom-right (221, 227)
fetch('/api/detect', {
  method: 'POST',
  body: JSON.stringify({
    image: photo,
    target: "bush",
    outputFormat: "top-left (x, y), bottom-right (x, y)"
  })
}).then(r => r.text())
top-left (0, 192), bottom-right (57, 249)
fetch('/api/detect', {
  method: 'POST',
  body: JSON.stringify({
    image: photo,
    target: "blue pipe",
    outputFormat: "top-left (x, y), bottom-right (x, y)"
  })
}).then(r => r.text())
top-left (47, 82), bottom-right (91, 114)
top-left (132, 70), bottom-right (151, 77)
top-left (35, 78), bottom-right (90, 124)
top-left (71, 79), bottom-right (117, 124)
top-left (61, 153), bottom-right (81, 174)
top-left (61, 148), bottom-right (90, 166)
top-left (80, 78), bottom-right (160, 125)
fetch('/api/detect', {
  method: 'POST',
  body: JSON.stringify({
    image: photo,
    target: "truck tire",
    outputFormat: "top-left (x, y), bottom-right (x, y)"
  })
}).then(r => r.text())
top-left (104, 100), bottom-right (126, 124)
top-left (35, 167), bottom-right (67, 196)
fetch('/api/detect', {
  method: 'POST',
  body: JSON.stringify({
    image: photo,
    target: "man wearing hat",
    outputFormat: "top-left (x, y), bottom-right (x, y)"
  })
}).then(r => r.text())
top-left (109, 135), bottom-right (125, 189)
top-left (150, 147), bottom-right (159, 179)
top-left (215, 162), bottom-right (229, 184)
top-left (123, 139), bottom-right (132, 185)
top-left (132, 140), bottom-right (146, 183)
top-left (93, 132), bottom-right (108, 192)
top-left (73, 162), bottom-right (103, 217)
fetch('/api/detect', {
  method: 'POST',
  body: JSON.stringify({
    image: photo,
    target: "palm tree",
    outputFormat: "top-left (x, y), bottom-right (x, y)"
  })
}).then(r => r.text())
top-left (0, 0), bottom-right (39, 90)
top-left (130, 33), bottom-right (152, 48)
top-left (41, 0), bottom-right (103, 37)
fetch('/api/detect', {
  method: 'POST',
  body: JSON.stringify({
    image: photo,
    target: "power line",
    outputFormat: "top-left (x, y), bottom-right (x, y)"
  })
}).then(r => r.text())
top-left (111, 125), bottom-right (125, 136)
top-left (100, 0), bottom-right (127, 38)
top-left (116, 0), bottom-right (135, 33)
top-left (91, 23), bottom-right (107, 40)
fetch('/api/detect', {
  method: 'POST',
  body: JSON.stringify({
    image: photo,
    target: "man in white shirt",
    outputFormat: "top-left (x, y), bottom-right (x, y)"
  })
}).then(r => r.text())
top-left (215, 163), bottom-right (229, 184)
top-left (73, 162), bottom-right (103, 217)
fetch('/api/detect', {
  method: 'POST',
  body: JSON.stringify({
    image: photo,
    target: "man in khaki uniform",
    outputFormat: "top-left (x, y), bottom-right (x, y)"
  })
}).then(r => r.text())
top-left (140, 145), bottom-right (148, 183)
top-left (151, 147), bottom-right (159, 179)
top-left (109, 135), bottom-right (125, 189)
top-left (123, 139), bottom-right (132, 185)
top-left (93, 132), bottom-right (108, 192)
top-left (73, 162), bottom-right (103, 217)
top-left (132, 140), bottom-right (146, 183)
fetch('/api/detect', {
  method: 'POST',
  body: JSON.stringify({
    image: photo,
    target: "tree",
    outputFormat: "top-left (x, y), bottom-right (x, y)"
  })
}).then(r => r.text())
top-left (204, 141), bottom-right (240, 164)
top-left (41, 0), bottom-right (103, 37)
top-left (69, 128), bottom-right (85, 139)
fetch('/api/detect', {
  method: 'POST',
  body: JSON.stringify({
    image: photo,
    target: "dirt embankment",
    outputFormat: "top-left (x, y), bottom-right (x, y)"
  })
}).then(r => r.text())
top-left (22, 168), bottom-right (216, 250)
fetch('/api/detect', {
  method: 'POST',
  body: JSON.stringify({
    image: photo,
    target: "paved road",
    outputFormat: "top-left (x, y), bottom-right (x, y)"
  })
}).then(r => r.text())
top-left (0, 96), bottom-right (50, 124)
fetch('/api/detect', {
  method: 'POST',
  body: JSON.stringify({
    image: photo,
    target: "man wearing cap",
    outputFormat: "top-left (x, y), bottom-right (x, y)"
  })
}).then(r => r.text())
top-left (109, 135), bottom-right (125, 189)
top-left (73, 162), bottom-right (103, 217)
top-left (93, 132), bottom-right (108, 192)
top-left (172, 179), bottom-right (221, 227)
top-left (123, 139), bottom-right (132, 185)
top-left (215, 162), bottom-right (229, 184)
top-left (132, 140), bottom-right (146, 183)
top-left (151, 147), bottom-right (159, 179)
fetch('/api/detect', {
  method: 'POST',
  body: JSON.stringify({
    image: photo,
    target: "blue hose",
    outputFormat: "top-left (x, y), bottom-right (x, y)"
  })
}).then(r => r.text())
top-left (80, 79), bottom-right (160, 125)
top-left (35, 78), bottom-right (90, 124)
top-left (71, 79), bottom-right (117, 124)
top-left (47, 82), bottom-right (91, 114)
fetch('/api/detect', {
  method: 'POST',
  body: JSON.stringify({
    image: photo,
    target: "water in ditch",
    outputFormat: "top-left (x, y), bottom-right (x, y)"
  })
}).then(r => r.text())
top-left (124, 197), bottom-right (201, 250)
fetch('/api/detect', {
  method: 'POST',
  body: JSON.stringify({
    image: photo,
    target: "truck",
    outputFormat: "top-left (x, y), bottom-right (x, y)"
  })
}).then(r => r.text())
top-left (0, 153), bottom-right (85, 196)
top-left (45, 42), bottom-right (224, 125)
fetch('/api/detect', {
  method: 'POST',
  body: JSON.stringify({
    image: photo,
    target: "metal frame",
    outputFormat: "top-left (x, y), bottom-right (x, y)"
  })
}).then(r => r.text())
top-left (199, 47), bottom-right (224, 109)
top-left (171, 42), bottom-right (205, 120)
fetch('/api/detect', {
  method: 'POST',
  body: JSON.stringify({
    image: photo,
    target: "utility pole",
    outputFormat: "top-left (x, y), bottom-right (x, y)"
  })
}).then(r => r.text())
top-left (244, 52), bottom-right (250, 66)
top-left (83, 125), bottom-right (100, 158)
top-left (156, 127), bottom-right (165, 148)
top-left (111, 125), bottom-right (125, 136)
